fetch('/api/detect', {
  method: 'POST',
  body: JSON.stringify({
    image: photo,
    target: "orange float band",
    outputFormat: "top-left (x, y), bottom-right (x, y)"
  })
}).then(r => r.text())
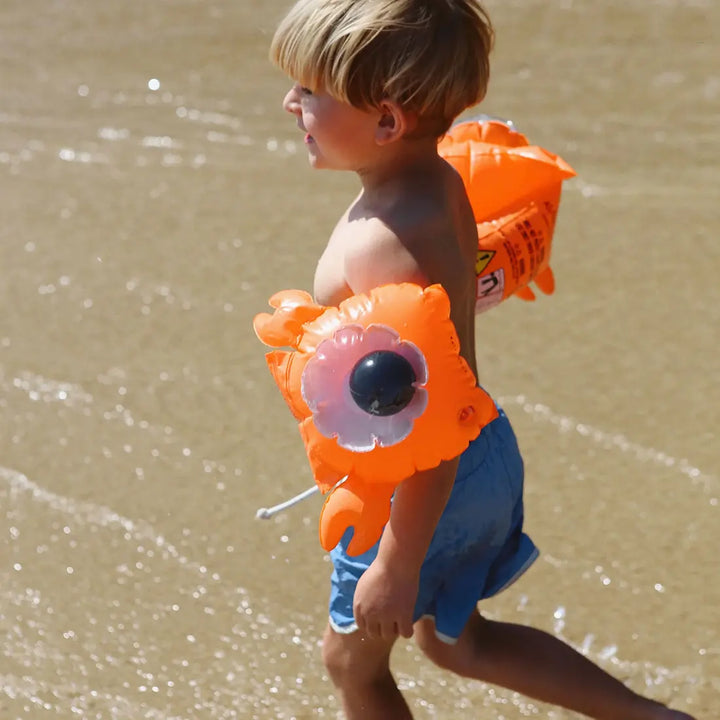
top-left (438, 117), bottom-right (576, 312)
top-left (254, 283), bottom-right (498, 556)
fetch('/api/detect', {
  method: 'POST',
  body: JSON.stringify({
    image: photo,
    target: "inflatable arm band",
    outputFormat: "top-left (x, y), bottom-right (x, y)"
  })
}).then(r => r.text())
top-left (254, 283), bottom-right (498, 556)
top-left (438, 118), bottom-right (576, 312)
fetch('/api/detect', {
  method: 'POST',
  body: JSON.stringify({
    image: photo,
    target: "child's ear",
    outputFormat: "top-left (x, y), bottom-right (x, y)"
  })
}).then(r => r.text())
top-left (375, 101), bottom-right (414, 144)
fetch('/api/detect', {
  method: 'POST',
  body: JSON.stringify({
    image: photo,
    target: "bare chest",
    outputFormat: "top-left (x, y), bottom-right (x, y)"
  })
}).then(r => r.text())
top-left (313, 228), bottom-right (353, 307)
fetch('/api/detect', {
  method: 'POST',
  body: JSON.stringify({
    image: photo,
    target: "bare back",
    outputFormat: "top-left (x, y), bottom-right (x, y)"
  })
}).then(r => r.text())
top-left (314, 154), bottom-right (479, 377)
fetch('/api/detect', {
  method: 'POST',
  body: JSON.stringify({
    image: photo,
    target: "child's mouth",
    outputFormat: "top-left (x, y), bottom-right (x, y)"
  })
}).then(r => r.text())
top-left (304, 133), bottom-right (314, 144)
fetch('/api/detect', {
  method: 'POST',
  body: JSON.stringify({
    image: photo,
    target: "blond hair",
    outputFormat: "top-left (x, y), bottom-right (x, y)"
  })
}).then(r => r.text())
top-left (270, 0), bottom-right (494, 137)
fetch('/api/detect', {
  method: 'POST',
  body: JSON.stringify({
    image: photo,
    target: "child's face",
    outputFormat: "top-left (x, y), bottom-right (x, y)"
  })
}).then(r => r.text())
top-left (283, 83), bottom-right (380, 170)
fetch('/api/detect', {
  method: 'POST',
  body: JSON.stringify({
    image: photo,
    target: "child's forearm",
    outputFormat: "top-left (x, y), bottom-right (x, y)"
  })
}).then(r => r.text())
top-left (375, 458), bottom-right (460, 575)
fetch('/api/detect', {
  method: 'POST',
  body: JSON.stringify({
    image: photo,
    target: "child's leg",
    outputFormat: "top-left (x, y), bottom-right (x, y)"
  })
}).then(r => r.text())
top-left (322, 623), bottom-right (413, 720)
top-left (415, 610), bottom-right (695, 720)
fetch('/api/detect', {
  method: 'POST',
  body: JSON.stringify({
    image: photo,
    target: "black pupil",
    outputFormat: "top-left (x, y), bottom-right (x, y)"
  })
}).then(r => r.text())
top-left (349, 351), bottom-right (416, 417)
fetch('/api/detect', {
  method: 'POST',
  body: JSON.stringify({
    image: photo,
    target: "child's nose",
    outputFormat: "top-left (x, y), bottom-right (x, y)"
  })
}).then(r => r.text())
top-left (283, 85), bottom-right (301, 115)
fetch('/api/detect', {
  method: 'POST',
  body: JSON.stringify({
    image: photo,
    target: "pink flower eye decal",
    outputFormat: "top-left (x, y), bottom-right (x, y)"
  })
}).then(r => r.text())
top-left (301, 324), bottom-right (428, 452)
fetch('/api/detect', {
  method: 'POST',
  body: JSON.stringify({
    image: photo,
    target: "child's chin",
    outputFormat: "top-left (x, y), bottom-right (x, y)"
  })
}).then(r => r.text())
top-left (308, 155), bottom-right (328, 169)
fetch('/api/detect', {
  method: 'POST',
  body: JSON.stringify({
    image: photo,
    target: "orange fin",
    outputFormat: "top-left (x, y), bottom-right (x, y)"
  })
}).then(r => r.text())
top-left (514, 286), bottom-right (536, 301)
top-left (319, 477), bottom-right (396, 556)
top-left (253, 291), bottom-right (326, 348)
top-left (534, 267), bottom-right (555, 295)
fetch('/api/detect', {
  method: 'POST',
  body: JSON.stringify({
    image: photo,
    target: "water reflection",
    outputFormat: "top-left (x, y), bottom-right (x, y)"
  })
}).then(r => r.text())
top-left (1, 0), bottom-right (718, 718)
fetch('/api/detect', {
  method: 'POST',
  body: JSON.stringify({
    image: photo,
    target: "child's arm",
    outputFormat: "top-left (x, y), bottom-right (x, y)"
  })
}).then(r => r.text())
top-left (346, 220), bottom-right (465, 638)
top-left (353, 459), bottom-right (460, 639)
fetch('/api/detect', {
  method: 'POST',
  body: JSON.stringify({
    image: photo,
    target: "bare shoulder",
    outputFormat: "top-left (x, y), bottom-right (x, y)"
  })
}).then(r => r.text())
top-left (343, 216), bottom-right (429, 294)
top-left (345, 159), bottom-right (476, 298)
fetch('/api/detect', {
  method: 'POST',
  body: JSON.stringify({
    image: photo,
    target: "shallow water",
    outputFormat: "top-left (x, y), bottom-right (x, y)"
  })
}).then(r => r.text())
top-left (1, 0), bottom-right (718, 718)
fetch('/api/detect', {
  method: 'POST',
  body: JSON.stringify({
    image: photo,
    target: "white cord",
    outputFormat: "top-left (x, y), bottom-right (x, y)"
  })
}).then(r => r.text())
top-left (255, 485), bottom-right (320, 519)
top-left (255, 475), bottom-right (350, 519)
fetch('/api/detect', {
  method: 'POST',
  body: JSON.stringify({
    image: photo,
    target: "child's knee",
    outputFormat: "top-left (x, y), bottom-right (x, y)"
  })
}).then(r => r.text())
top-left (416, 634), bottom-right (456, 671)
top-left (415, 613), bottom-right (492, 676)
top-left (321, 625), bottom-right (350, 682)
top-left (321, 625), bottom-right (392, 688)
top-left (415, 619), bottom-right (461, 671)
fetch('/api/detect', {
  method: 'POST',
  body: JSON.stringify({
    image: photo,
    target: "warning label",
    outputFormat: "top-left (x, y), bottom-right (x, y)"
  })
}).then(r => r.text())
top-left (475, 269), bottom-right (505, 313)
top-left (475, 249), bottom-right (495, 275)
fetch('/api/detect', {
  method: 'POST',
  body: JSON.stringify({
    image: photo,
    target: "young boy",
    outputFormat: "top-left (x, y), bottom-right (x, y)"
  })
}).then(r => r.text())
top-left (269, 1), bottom-right (696, 718)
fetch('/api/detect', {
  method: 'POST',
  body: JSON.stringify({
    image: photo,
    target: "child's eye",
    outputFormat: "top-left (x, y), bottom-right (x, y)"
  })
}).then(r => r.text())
top-left (300, 86), bottom-right (313, 95)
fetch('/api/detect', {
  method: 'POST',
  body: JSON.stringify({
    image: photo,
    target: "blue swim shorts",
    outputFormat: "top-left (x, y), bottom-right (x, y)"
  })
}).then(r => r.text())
top-left (328, 407), bottom-right (538, 644)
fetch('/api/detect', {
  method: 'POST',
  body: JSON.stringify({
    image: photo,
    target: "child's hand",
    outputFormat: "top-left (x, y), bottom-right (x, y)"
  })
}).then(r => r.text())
top-left (352, 558), bottom-right (419, 640)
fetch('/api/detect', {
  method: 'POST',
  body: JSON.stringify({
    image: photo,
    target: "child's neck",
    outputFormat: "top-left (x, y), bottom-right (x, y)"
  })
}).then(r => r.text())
top-left (356, 137), bottom-right (442, 206)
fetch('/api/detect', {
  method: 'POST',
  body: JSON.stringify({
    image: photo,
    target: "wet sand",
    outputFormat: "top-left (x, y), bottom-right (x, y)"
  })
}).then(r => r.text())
top-left (1, 0), bottom-right (718, 717)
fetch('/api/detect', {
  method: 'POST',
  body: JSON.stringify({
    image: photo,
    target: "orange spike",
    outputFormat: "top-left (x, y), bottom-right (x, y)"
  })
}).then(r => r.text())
top-left (319, 478), bottom-right (396, 556)
top-left (514, 286), bottom-right (536, 302)
top-left (534, 267), bottom-right (555, 295)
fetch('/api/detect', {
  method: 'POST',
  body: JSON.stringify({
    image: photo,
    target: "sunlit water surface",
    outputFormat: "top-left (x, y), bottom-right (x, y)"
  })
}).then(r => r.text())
top-left (1, 0), bottom-right (718, 718)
